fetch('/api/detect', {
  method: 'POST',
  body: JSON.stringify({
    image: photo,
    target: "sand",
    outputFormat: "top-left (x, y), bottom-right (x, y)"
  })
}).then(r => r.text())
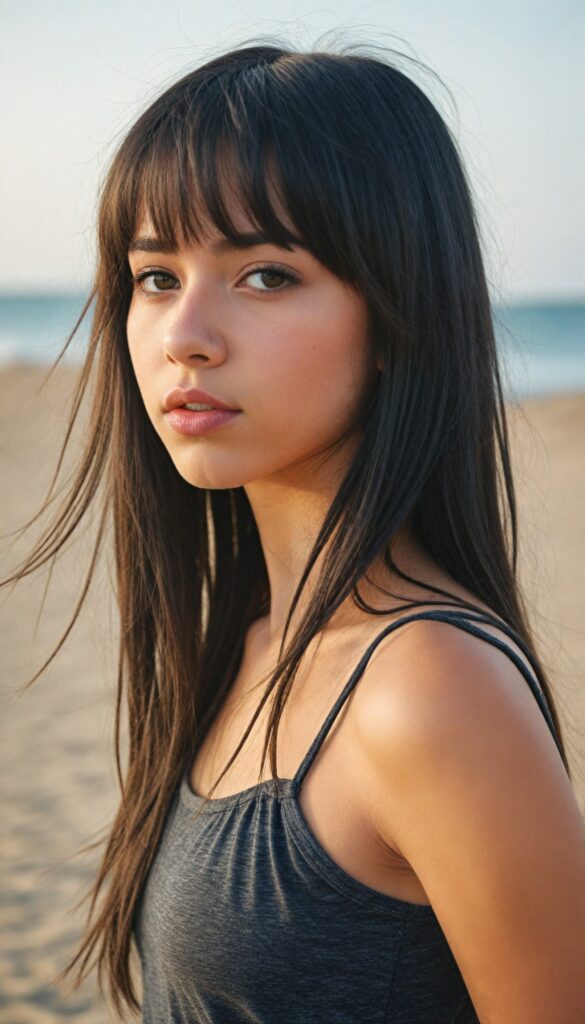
top-left (1, 363), bottom-right (584, 1023)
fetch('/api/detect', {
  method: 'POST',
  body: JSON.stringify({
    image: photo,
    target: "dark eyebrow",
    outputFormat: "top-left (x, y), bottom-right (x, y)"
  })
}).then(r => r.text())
top-left (128, 231), bottom-right (305, 256)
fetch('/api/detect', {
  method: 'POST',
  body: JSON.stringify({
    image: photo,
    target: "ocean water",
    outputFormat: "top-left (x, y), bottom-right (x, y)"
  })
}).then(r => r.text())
top-left (0, 293), bottom-right (583, 400)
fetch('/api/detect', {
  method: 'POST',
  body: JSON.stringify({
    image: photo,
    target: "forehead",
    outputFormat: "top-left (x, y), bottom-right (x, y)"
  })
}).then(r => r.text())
top-left (129, 171), bottom-right (306, 257)
top-left (129, 217), bottom-right (305, 258)
top-left (124, 135), bottom-right (323, 267)
top-left (131, 145), bottom-right (300, 249)
top-left (130, 177), bottom-right (301, 248)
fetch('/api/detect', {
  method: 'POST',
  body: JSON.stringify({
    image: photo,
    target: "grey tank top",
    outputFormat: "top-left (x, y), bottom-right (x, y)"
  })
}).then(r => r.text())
top-left (134, 609), bottom-right (564, 1023)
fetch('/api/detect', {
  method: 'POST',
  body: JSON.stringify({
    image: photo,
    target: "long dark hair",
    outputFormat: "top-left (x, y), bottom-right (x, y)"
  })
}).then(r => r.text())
top-left (2, 36), bottom-right (575, 1019)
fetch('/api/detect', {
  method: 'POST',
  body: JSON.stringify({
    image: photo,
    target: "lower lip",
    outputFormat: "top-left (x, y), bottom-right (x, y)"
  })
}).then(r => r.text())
top-left (166, 407), bottom-right (241, 436)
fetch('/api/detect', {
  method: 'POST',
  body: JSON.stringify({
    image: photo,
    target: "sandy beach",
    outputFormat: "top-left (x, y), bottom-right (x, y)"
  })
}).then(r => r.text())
top-left (1, 363), bottom-right (584, 1023)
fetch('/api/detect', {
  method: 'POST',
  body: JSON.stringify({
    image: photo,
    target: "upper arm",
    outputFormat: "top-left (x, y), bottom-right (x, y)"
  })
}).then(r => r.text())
top-left (357, 621), bottom-right (585, 1024)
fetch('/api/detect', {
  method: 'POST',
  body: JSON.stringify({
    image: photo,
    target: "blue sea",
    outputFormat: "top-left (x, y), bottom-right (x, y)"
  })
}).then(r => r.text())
top-left (0, 293), bottom-right (583, 400)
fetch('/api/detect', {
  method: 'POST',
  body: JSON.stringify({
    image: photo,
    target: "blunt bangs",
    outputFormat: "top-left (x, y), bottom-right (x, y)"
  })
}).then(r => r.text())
top-left (105, 54), bottom-right (383, 288)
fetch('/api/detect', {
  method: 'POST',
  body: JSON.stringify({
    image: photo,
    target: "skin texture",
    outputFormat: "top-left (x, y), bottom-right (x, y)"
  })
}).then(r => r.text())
top-left (126, 198), bottom-right (585, 1022)
top-left (359, 620), bottom-right (585, 1022)
top-left (126, 203), bottom-right (413, 639)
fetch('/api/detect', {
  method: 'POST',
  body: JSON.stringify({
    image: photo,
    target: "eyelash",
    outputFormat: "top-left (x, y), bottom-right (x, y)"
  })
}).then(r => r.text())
top-left (131, 263), bottom-right (299, 298)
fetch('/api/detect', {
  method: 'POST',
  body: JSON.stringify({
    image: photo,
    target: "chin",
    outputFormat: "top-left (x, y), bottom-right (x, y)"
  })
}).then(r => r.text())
top-left (170, 453), bottom-right (251, 491)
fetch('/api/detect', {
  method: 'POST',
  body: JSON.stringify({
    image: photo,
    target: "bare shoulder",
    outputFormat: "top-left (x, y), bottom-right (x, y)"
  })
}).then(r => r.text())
top-left (352, 616), bottom-right (585, 1023)
top-left (356, 611), bottom-right (564, 770)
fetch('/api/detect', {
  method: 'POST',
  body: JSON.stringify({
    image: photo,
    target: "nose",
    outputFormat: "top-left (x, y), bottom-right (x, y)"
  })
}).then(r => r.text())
top-left (162, 281), bottom-right (228, 366)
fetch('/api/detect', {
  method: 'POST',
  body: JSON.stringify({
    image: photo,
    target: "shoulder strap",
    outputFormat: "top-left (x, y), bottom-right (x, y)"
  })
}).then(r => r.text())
top-left (292, 608), bottom-right (563, 790)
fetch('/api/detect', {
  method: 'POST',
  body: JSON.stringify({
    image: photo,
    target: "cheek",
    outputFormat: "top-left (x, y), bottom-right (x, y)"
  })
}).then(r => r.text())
top-left (126, 313), bottom-right (161, 419)
top-left (122, 290), bottom-right (371, 489)
top-left (252, 301), bottom-right (370, 440)
top-left (126, 309), bottom-right (141, 377)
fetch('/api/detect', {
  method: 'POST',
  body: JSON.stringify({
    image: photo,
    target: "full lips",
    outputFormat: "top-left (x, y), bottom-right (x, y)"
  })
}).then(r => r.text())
top-left (166, 408), bottom-right (241, 436)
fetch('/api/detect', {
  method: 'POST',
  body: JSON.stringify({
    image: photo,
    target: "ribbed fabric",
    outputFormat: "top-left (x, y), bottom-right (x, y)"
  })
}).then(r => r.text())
top-left (134, 609), bottom-right (564, 1023)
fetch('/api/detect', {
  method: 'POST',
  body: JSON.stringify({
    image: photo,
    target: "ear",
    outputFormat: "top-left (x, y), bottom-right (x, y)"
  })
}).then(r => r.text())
top-left (376, 355), bottom-right (383, 373)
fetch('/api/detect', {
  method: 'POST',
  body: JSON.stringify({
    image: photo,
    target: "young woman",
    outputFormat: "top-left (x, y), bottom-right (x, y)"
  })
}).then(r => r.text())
top-left (5, 39), bottom-right (585, 1024)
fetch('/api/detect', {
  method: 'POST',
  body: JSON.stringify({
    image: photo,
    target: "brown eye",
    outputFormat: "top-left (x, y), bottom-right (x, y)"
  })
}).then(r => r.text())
top-left (252, 270), bottom-right (287, 289)
top-left (241, 265), bottom-right (298, 293)
top-left (134, 271), bottom-right (178, 294)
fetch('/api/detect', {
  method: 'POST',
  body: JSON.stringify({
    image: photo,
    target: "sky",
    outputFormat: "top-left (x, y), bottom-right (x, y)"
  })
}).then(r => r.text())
top-left (1, 0), bottom-right (584, 301)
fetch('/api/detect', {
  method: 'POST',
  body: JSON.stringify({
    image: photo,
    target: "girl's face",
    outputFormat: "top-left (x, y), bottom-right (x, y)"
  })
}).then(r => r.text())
top-left (126, 207), bottom-right (380, 491)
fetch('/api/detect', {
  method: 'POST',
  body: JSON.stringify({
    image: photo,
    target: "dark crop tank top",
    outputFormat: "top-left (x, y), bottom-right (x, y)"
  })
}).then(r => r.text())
top-left (134, 609), bottom-right (565, 1023)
